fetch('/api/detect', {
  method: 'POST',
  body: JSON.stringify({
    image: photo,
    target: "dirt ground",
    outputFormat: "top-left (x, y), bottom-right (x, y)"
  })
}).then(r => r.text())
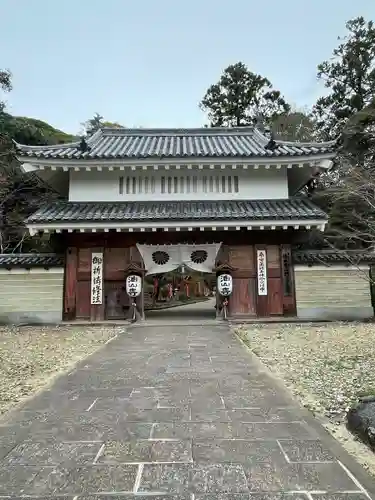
top-left (235, 321), bottom-right (375, 476)
top-left (0, 324), bottom-right (120, 417)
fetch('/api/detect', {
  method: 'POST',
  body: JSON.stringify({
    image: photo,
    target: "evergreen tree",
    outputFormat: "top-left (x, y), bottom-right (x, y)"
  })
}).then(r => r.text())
top-left (200, 62), bottom-right (290, 128)
top-left (312, 17), bottom-right (375, 141)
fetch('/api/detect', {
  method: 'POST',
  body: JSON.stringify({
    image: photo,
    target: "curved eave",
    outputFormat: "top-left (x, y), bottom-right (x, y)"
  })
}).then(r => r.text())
top-left (16, 154), bottom-right (335, 171)
top-left (276, 139), bottom-right (336, 149)
top-left (15, 149), bottom-right (336, 161)
top-left (25, 218), bottom-right (328, 236)
top-left (13, 129), bottom-right (102, 161)
top-left (13, 138), bottom-right (81, 156)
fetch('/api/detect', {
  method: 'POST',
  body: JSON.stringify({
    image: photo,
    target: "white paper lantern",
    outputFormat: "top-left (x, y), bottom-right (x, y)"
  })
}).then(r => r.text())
top-left (217, 273), bottom-right (232, 296)
top-left (126, 275), bottom-right (142, 297)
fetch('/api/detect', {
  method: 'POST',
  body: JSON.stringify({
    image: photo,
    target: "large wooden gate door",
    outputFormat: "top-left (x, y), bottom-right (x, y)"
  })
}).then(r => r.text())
top-left (64, 245), bottom-right (145, 321)
top-left (223, 244), bottom-right (296, 318)
top-left (227, 245), bottom-right (257, 317)
top-left (103, 248), bottom-right (131, 320)
top-left (256, 245), bottom-right (283, 316)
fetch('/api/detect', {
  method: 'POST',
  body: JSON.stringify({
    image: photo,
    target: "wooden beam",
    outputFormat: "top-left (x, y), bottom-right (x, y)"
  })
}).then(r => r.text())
top-left (281, 245), bottom-right (296, 316)
top-left (64, 247), bottom-right (77, 320)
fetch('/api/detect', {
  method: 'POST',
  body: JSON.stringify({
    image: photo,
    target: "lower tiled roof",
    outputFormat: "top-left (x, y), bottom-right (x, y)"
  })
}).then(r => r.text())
top-left (293, 250), bottom-right (375, 265)
top-left (26, 199), bottom-right (327, 224)
top-left (0, 253), bottom-right (64, 268)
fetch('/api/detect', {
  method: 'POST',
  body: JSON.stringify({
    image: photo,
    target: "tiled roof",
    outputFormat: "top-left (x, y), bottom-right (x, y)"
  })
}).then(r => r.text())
top-left (26, 199), bottom-right (327, 224)
top-left (0, 253), bottom-right (64, 268)
top-left (293, 250), bottom-right (375, 265)
top-left (15, 127), bottom-right (336, 160)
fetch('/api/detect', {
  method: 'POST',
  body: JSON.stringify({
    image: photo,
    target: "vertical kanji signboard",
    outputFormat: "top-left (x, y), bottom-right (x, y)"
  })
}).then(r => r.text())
top-left (91, 252), bottom-right (103, 305)
top-left (257, 249), bottom-right (267, 296)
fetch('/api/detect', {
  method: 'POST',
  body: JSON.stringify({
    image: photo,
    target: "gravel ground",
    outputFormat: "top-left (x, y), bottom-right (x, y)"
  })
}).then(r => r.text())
top-left (0, 325), bottom-right (120, 417)
top-left (235, 322), bottom-right (375, 475)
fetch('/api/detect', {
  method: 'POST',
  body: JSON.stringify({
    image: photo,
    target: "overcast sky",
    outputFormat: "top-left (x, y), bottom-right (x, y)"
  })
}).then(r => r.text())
top-left (1, 0), bottom-right (374, 134)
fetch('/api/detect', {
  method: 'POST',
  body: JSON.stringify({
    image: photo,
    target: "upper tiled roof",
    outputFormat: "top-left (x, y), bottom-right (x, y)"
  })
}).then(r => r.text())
top-left (15, 127), bottom-right (336, 161)
top-left (0, 253), bottom-right (64, 268)
top-left (26, 199), bottom-right (327, 225)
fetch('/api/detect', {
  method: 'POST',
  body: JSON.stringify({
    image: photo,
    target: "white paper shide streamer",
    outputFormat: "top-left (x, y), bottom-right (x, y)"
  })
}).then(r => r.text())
top-left (91, 252), bottom-right (103, 304)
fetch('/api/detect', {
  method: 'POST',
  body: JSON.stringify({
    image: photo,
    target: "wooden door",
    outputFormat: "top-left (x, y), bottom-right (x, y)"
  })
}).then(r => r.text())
top-left (256, 245), bottom-right (283, 316)
top-left (266, 278), bottom-right (283, 315)
top-left (227, 246), bottom-right (257, 317)
top-left (63, 244), bottom-right (146, 321)
top-left (230, 278), bottom-right (256, 316)
top-left (103, 248), bottom-right (128, 320)
top-left (105, 281), bottom-right (130, 320)
top-left (75, 281), bottom-right (91, 319)
top-left (75, 248), bottom-right (93, 319)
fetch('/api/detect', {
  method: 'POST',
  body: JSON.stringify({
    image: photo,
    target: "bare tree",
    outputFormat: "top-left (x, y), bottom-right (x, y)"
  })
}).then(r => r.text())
top-left (0, 69), bottom-right (65, 253)
top-left (0, 138), bottom-right (60, 254)
top-left (318, 99), bottom-right (375, 251)
top-left (0, 69), bottom-right (12, 112)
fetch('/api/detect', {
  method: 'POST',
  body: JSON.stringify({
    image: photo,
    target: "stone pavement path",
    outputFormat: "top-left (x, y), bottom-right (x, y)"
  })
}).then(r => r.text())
top-left (0, 323), bottom-right (374, 499)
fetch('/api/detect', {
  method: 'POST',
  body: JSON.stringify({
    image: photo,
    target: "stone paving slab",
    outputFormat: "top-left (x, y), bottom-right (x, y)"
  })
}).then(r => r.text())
top-left (77, 496), bottom-right (190, 499)
top-left (0, 323), bottom-right (373, 498)
top-left (244, 461), bottom-right (358, 491)
top-left (277, 439), bottom-right (336, 463)
top-left (97, 439), bottom-right (193, 463)
top-left (195, 495), bottom-right (308, 500)
top-left (189, 407), bottom-right (302, 423)
top-left (192, 439), bottom-right (286, 464)
top-left (0, 495), bottom-right (369, 500)
top-left (2, 440), bottom-right (101, 466)
top-left (196, 496), bottom-right (309, 500)
top-left (312, 495), bottom-right (370, 499)
top-left (152, 421), bottom-right (316, 440)
top-left (0, 466), bottom-right (54, 496)
top-left (34, 465), bottom-right (139, 495)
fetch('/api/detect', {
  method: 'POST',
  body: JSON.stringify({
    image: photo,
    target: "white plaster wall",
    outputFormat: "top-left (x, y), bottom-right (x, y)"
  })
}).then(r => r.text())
top-left (69, 168), bottom-right (288, 202)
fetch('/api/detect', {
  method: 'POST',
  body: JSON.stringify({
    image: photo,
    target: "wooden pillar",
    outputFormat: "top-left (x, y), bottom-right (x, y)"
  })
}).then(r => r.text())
top-left (64, 247), bottom-right (77, 320)
top-left (138, 286), bottom-right (145, 320)
top-left (281, 245), bottom-right (296, 315)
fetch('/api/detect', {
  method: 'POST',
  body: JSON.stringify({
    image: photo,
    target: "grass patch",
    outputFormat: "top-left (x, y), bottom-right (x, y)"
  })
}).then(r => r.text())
top-left (234, 322), bottom-right (375, 421)
top-left (0, 325), bottom-right (120, 417)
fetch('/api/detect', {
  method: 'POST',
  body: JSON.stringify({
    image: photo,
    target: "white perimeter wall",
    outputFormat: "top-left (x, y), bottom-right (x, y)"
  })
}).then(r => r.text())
top-left (295, 265), bottom-right (373, 321)
top-left (0, 269), bottom-right (64, 324)
top-left (69, 168), bottom-right (288, 202)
